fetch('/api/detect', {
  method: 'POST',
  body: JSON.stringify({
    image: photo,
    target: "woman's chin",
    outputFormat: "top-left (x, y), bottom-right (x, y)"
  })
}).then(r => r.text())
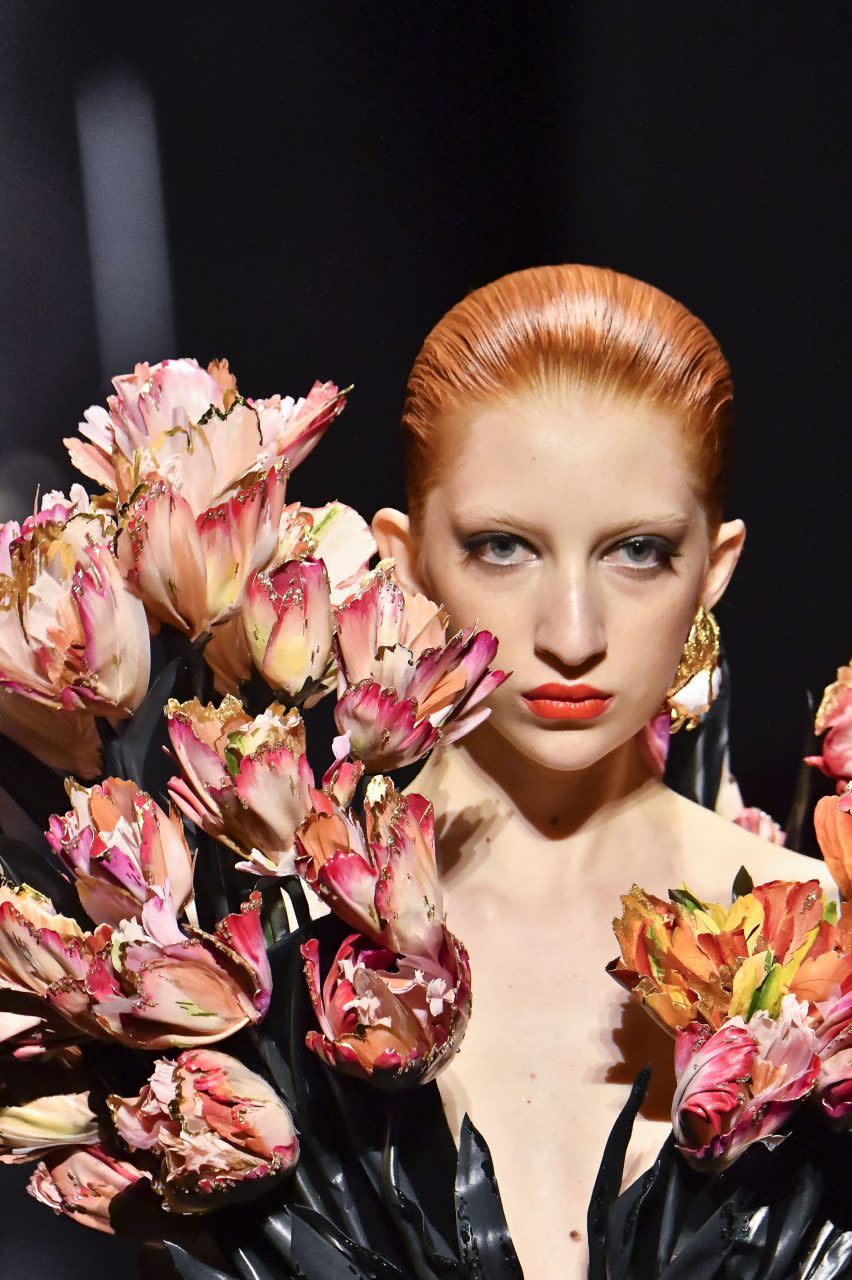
top-left (486, 715), bottom-right (647, 775)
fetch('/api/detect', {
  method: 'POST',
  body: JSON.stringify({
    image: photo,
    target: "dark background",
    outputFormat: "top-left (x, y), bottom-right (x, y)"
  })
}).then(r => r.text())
top-left (1, 4), bottom-right (850, 1273)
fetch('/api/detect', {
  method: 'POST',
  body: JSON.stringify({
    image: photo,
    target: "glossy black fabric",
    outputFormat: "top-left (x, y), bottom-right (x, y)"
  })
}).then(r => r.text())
top-left (590, 1073), bottom-right (852, 1280)
top-left (0, 1162), bottom-right (139, 1278)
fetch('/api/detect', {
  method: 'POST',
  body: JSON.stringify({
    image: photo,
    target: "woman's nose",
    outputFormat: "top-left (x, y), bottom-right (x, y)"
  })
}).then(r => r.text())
top-left (533, 574), bottom-right (607, 671)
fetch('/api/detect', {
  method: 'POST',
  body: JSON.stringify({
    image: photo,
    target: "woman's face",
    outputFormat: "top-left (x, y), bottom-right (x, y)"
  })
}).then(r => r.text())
top-left (384, 387), bottom-right (744, 774)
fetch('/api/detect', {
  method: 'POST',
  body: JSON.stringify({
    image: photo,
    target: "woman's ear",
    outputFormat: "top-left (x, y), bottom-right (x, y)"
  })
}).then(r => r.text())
top-left (702, 518), bottom-right (746, 610)
top-left (371, 507), bottom-right (420, 592)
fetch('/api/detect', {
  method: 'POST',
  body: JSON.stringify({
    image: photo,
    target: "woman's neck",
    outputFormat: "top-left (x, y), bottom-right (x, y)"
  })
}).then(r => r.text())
top-left (419, 722), bottom-right (662, 842)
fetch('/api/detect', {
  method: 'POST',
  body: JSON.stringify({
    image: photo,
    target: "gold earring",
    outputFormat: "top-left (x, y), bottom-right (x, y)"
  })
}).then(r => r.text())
top-left (666, 605), bottom-right (720, 733)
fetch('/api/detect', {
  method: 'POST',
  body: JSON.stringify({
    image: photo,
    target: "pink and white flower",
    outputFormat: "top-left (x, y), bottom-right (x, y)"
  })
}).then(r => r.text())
top-left (47, 889), bottom-right (271, 1050)
top-left (166, 696), bottom-right (317, 876)
top-left (814, 988), bottom-right (852, 1122)
top-left (672, 995), bottom-right (820, 1169)
top-left (46, 777), bottom-right (195, 928)
top-left (332, 562), bottom-right (506, 771)
top-left (295, 776), bottom-right (443, 961)
top-left (732, 807), bottom-right (787, 845)
top-left (66, 358), bottom-right (348, 503)
top-left (0, 1092), bottom-right (98, 1164)
top-left (0, 1007), bottom-right (81, 1062)
top-left (0, 504), bottom-right (150, 718)
top-left (116, 455), bottom-right (297, 641)
top-left (301, 928), bottom-right (471, 1085)
top-left (65, 358), bottom-right (233, 498)
top-left (807, 663), bottom-right (852, 786)
top-left (109, 1049), bottom-right (298, 1211)
top-left (250, 380), bottom-right (347, 472)
top-left (28, 1144), bottom-right (150, 1233)
top-left (243, 559), bottom-right (334, 701)
top-left (0, 881), bottom-right (271, 1050)
top-left (202, 501), bottom-right (375, 697)
top-left (639, 711), bottom-right (670, 778)
top-left (0, 883), bottom-right (109, 1013)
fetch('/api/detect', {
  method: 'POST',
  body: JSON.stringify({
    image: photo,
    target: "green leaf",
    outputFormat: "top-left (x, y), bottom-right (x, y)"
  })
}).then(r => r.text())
top-left (669, 887), bottom-right (704, 913)
top-left (751, 962), bottom-right (784, 1019)
top-left (824, 899), bottom-right (839, 925)
top-left (732, 865), bottom-right (754, 900)
top-left (224, 731), bottom-right (247, 778)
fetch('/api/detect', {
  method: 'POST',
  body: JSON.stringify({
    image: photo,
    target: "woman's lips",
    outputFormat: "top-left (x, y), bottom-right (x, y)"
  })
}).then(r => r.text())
top-left (521, 682), bottom-right (613, 721)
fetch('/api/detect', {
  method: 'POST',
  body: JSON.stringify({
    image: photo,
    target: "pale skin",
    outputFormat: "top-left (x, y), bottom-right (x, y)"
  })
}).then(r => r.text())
top-left (373, 386), bottom-right (836, 1280)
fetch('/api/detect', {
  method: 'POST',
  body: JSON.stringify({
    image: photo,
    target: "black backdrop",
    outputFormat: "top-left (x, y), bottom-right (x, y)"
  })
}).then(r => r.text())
top-left (1, 5), bottom-right (851, 1273)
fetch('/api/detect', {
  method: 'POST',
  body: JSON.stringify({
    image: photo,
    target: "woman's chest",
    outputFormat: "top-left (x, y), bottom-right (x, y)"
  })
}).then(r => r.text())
top-left (439, 883), bottom-right (675, 1277)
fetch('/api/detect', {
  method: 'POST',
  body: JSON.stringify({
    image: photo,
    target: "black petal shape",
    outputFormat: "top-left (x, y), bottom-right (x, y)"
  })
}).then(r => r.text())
top-left (101, 654), bottom-right (182, 793)
top-left (166, 1243), bottom-right (239, 1280)
top-left (0, 831), bottom-right (79, 916)
top-left (587, 1066), bottom-right (650, 1278)
top-left (595, 1074), bottom-right (852, 1279)
top-left (0, 730), bottom-right (69, 829)
top-left (454, 1115), bottom-right (523, 1280)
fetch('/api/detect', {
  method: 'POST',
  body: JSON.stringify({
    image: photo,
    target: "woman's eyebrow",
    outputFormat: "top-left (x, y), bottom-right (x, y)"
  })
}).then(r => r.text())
top-left (600, 513), bottom-right (692, 539)
top-left (451, 508), bottom-right (534, 529)
top-left (452, 510), bottom-right (692, 534)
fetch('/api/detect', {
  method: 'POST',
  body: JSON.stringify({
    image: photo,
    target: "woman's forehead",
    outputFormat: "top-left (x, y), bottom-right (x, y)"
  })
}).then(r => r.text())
top-left (429, 391), bottom-right (704, 523)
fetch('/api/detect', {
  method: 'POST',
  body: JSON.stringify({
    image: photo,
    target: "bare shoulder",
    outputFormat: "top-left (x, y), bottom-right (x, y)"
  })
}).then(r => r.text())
top-left (665, 790), bottom-right (837, 901)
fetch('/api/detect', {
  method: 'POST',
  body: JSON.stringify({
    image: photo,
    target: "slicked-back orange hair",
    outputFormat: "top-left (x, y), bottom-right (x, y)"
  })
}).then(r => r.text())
top-left (403, 264), bottom-right (733, 528)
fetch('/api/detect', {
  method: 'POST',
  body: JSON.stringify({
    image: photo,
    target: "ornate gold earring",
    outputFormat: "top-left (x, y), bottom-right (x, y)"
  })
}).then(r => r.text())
top-left (666, 605), bottom-right (720, 733)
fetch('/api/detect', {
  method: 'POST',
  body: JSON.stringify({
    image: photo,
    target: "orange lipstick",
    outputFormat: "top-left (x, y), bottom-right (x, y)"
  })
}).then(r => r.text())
top-left (521, 682), bottom-right (612, 721)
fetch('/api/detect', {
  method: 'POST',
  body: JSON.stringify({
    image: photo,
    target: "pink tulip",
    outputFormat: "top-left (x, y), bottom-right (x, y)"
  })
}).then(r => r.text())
top-left (302, 927), bottom-right (471, 1084)
top-left (46, 778), bottom-right (195, 927)
top-left (251, 380), bottom-right (347, 471)
top-left (109, 1049), bottom-right (298, 1210)
top-left (300, 501), bottom-right (377, 605)
top-left (28, 1144), bottom-right (151, 1234)
top-left (65, 359), bottom-right (227, 494)
top-left (295, 776), bottom-right (443, 961)
top-left (117, 458), bottom-right (297, 641)
top-left (66, 357), bottom-right (348, 503)
top-left (0, 507), bottom-right (150, 719)
top-left (638, 712), bottom-right (671, 778)
top-left (0, 883), bottom-right (109, 1012)
top-left (0, 1092), bottom-right (98, 1164)
top-left (814, 989), bottom-right (852, 1122)
top-left (672, 995), bottom-right (820, 1169)
top-left (48, 889), bottom-right (271, 1049)
top-left (732, 807), bottom-right (787, 845)
top-left (806, 663), bottom-right (852, 785)
top-left (0, 881), bottom-right (271, 1050)
top-left (332, 562), bottom-right (506, 771)
top-left (202, 501), bottom-right (376, 697)
top-left (166, 695), bottom-right (317, 876)
top-left (243, 559), bottom-right (334, 701)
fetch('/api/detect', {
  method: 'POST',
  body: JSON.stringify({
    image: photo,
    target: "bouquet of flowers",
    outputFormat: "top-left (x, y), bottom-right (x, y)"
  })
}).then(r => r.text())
top-left (598, 754), bottom-right (852, 1279)
top-left (0, 359), bottom-right (519, 1279)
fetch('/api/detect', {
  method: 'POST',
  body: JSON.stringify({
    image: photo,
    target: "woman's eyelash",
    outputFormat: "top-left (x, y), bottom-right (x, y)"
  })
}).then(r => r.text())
top-left (605, 535), bottom-right (682, 569)
top-left (460, 533), bottom-right (532, 564)
top-left (459, 532), bottom-right (682, 571)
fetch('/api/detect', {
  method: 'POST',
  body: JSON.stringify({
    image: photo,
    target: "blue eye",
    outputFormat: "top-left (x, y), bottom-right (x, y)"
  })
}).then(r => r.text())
top-left (605, 536), bottom-right (675, 570)
top-left (464, 533), bottom-right (535, 566)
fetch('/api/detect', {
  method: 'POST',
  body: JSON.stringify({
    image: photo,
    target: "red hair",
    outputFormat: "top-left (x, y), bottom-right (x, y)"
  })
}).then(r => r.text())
top-left (403, 264), bottom-right (733, 528)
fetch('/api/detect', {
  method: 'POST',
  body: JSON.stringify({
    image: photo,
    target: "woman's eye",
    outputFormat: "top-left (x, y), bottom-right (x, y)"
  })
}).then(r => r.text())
top-left (604, 536), bottom-right (675, 571)
top-left (464, 533), bottom-right (534, 566)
